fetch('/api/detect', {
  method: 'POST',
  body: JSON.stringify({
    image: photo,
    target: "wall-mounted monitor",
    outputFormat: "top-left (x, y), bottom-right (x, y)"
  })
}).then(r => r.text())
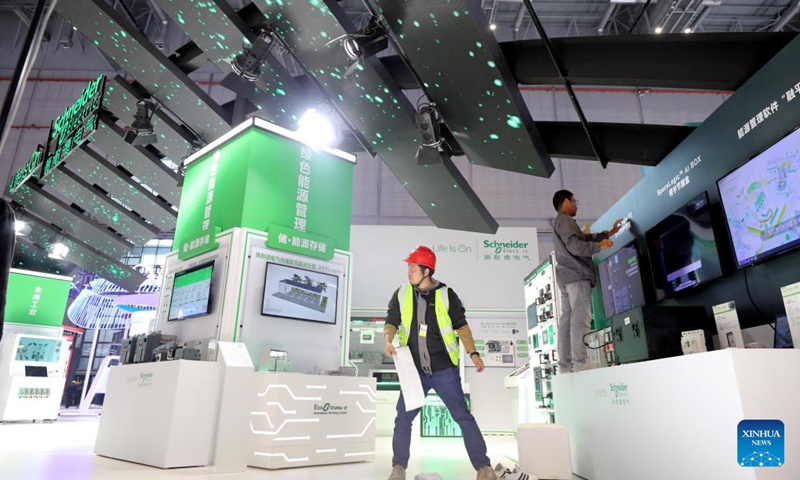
top-left (646, 191), bottom-right (723, 300)
top-left (15, 336), bottom-right (63, 363)
top-left (167, 262), bottom-right (214, 321)
top-left (717, 125), bottom-right (800, 268)
top-left (261, 262), bottom-right (339, 325)
top-left (597, 240), bottom-right (646, 317)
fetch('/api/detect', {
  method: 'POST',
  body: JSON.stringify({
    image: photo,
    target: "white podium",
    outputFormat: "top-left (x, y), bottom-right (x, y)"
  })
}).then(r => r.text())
top-left (94, 360), bottom-right (220, 468)
top-left (249, 372), bottom-right (377, 469)
top-left (553, 349), bottom-right (800, 480)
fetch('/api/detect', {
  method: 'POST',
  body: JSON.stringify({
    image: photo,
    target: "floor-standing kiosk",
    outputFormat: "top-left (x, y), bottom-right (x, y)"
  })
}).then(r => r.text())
top-left (0, 269), bottom-right (72, 422)
top-left (94, 117), bottom-right (373, 470)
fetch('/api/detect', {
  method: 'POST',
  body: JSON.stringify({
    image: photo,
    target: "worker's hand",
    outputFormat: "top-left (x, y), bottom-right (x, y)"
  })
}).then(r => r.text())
top-left (471, 354), bottom-right (485, 373)
top-left (599, 239), bottom-right (614, 250)
top-left (385, 342), bottom-right (396, 357)
top-left (609, 218), bottom-right (625, 235)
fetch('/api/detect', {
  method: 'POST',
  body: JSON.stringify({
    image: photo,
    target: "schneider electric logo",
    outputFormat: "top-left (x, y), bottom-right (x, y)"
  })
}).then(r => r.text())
top-left (483, 240), bottom-right (529, 254)
top-left (313, 403), bottom-right (348, 415)
top-left (609, 383), bottom-right (631, 406)
top-left (738, 420), bottom-right (784, 467)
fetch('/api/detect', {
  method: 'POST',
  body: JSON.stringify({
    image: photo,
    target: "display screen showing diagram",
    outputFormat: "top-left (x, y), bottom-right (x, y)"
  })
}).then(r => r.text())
top-left (718, 126), bottom-right (800, 268)
top-left (15, 336), bottom-right (62, 363)
top-left (168, 262), bottom-right (214, 321)
top-left (261, 262), bottom-right (339, 324)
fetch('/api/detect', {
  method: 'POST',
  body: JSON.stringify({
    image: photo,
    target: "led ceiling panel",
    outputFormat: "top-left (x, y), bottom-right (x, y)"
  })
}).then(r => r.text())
top-left (41, 167), bottom-right (158, 245)
top-left (10, 184), bottom-right (133, 261)
top-left (65, 146), bottom-right (177, 232)
top-left (23, 215), bottom-right (146, 292)
top-left (252, 0), bottom-right (497, 233)
top-left (375, 1), bottom-right (554, 178)
top-left (152, 0), bottom-right (315, 127)
top-left (103, 76), bottom-right (193, 162)
top-left (55, 0), bottom-right (231, 142)
top-left (90, 117), bottom-right (181, 206)
top-left (12, 239), bottom-right (76, 276)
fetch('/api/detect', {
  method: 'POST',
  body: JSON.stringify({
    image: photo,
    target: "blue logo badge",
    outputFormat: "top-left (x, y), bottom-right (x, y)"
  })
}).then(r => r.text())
top-left (738, 420), bottom-right (784, 467)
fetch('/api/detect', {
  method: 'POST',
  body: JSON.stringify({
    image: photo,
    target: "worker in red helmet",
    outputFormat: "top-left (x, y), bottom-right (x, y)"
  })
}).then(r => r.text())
top-left (383, 246), bottom-right (497, 480)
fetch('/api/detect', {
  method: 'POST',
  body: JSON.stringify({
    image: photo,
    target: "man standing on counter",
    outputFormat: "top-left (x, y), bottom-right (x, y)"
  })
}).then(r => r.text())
top-left (383, 246), bottom-right (496, 480)
top-left (552, 189), bottom-right (623, 373)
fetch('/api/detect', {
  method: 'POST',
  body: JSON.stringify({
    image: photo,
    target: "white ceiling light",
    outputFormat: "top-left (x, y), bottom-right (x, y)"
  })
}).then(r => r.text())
top-left (490, 23), bottom-right (497, 31)
top-left (655, 26), bottom-right (663, 34)
top-left (684, 28), bottom-right (693, 33)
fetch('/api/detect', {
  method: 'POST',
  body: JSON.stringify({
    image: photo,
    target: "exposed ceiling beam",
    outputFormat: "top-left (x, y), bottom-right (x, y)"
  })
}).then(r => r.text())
top-left (771, 0), bottom-right (800, 32)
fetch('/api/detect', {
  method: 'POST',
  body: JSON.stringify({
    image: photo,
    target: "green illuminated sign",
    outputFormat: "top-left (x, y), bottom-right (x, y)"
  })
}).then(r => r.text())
top-left (4, 270), bottom-right (72, 328)
top-left (40, 74), bottom-right (106, 181)
top-left (8, 147), bottom-right (45, 193)
top-left (266, 224), bottom-right (334, 260)
top-left (7, 75), bottom-right (107, 192)
top-left (175, 124), bottom-right (354, 253)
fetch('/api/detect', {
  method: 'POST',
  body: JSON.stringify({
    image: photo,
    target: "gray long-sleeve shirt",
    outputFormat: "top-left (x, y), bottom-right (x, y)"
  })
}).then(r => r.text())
top-left (552, 212), bottom-right (609, 286)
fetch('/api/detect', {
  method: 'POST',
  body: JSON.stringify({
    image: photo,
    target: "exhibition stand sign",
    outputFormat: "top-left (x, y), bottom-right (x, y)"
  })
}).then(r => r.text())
top-left (4, 269), bottom-right (72, 330)
top-left (175, 117), bottom-right (356, 259)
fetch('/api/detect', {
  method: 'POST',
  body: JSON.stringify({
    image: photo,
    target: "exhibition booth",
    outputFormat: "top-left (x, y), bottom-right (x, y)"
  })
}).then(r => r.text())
top-left (4, 21), bottom-right (800, 480)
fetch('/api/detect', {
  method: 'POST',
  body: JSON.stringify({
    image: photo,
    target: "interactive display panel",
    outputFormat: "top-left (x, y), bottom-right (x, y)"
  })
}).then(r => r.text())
top-left (167, 262), bottom-right (214, 321)
top-left (261, 262), bottom-right (339, 325)
top-left (646, 191), bottom-right (723, 300)
top-left (718, 126), bottom-right (800, 268)
top-left (15, 337), bottom-right (63, 363)
top-left (598, 241), bottom-right (646, 317)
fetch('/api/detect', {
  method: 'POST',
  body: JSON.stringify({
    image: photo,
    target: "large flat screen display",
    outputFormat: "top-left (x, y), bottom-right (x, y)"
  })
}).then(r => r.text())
top-left (646, 191), bottom-right (723, 300)
top-left (261, 262), bottom-right (339, 325)
top-left (597, 241), bottom-right (646, 317)
top-left (168, 262), bottom-right (214, 321)
top-left (15, 336), bottom-right (63, 363)
top-left (717, 126), bottom-right (800, 268)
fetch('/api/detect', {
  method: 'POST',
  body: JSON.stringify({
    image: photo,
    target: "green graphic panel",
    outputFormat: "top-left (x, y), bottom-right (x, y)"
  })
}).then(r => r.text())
top-left (175, 125), bottom-right (354, 251)
top-left (5, 271), bottom-right (72, 327)
top-left (421, 393), bottom-right (470, 438)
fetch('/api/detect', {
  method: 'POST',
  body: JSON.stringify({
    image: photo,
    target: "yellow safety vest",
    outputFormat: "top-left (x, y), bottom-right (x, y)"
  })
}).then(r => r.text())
top-left (397, 283), bottom-right (460, 366)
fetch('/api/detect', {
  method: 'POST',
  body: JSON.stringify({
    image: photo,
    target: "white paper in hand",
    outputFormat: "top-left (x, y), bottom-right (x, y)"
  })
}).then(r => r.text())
top-left (393, 346), bottom-right (425, 411)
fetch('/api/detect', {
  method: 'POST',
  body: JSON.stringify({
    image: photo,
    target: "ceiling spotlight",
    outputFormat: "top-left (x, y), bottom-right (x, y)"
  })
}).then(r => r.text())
top-left (342, 19), bottom-right (389, 63)
top-left (232, 29), bottom-right (276, 82)
top-left (14, 220), bottom-right (31, 237)
top-left (655, 26), bottom-right (663, 34)
top-left (49, 240), bottom-right (70, 260)
top-left (297, 108), bottom-right (340, 150)
top-left (123, 98), bottom-right (158, 146)
top-left (684, 28), bottom-right (692, 34)
top-left (414, 104), bottom-right (450, 166)
top-left (490, 23), bottom-right (497, 31)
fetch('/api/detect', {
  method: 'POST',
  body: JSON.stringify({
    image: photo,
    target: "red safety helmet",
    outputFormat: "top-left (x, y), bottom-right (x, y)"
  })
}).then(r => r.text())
top-left (404, 246), bottom-right (436, 271)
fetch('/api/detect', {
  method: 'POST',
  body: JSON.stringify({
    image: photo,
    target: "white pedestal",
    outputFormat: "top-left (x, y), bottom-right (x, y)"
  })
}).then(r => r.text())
top-left (249, 372), bottom-right (377, 469)
top-left (0, 376), bottom-right (64, 422)
top-left (94, 360), bottom-right (220, 468)
top-left (553, 349), bottom-right (800, 480)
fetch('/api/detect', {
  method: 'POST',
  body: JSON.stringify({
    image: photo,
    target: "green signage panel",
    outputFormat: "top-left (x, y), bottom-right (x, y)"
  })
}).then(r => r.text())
top-left (178, 228), bottom-right (221, 261)
top-left (4, 270), bottom-right (72, 328)
top-left (9, 148), bottom-right (44, 193)
top-left (266, 224), bottom-right (334, 260)
top-left (174, 120), bottom-right (354, 252)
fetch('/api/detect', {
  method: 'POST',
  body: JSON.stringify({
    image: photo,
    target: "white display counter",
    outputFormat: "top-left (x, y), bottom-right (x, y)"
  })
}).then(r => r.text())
top-left (249, 372), bottom-right (377, 469)
top-left (553, 349), bottom-right (800, 480)
top-left (94, 360), bottom-right (220, 468)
